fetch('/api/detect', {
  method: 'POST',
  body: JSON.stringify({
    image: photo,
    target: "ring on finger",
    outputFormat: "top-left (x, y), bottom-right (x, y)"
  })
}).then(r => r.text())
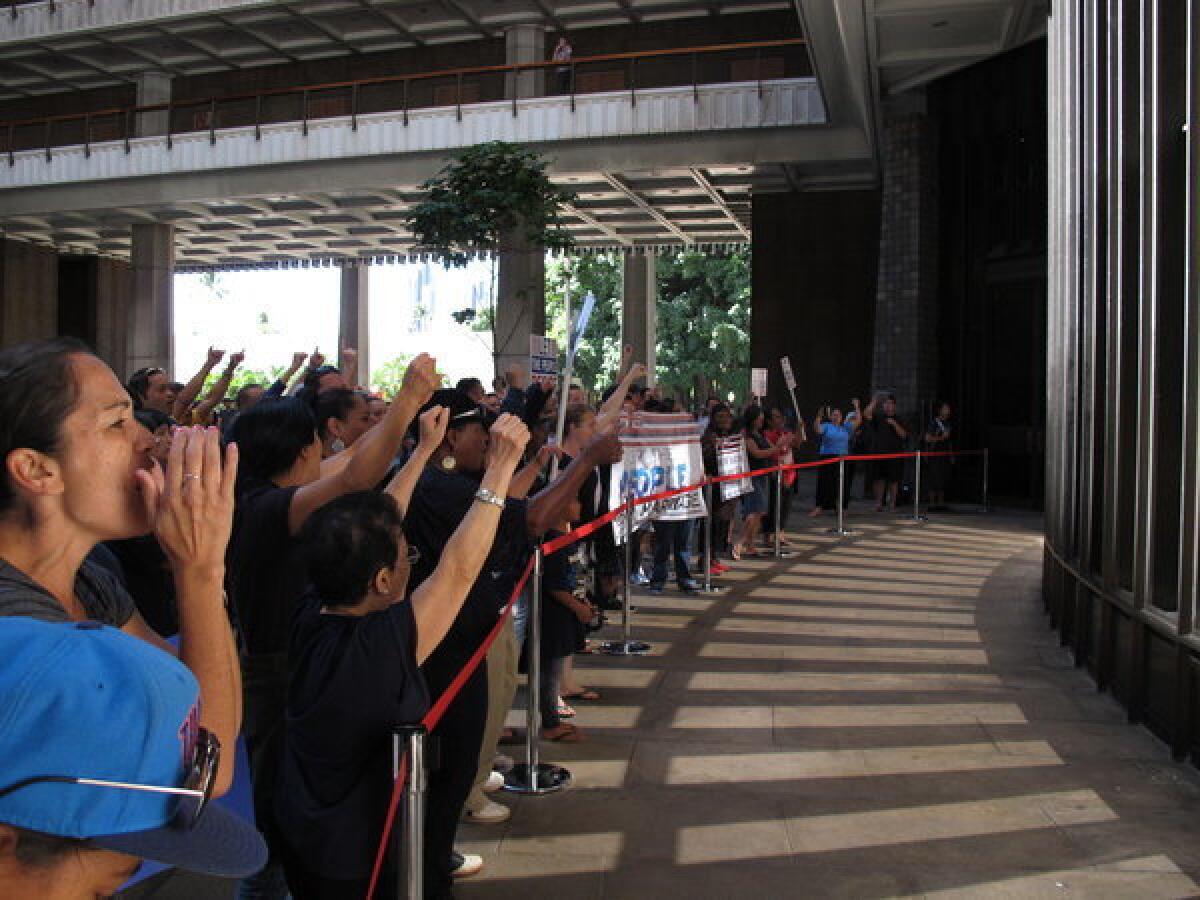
top-left (184, 473), bottom-right (202, 481)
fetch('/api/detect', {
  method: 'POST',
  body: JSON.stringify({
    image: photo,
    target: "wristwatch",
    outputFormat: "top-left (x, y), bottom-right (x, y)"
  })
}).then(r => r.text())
top-left (474, 487), bottom-right (506, 509)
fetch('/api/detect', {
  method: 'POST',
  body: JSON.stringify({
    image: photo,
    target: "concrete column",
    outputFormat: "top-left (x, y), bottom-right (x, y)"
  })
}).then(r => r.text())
top-left (504, 24), bottom-right (547, 100)
top-left (870, 90), bottom-right (939, 423)
top-left (93, 258), bottom-right (133, 380)
top-left (135, 71), bottom-right (171, 138)
top-left (339, 264), bottom-right (371, 388)
top-left (0, 239), bottom-right (58, 346)
top-left (494, 233), bottom-right (545, 379)
top-left (127, 224), bottom-right (174, 377)
top-left (621, 252), bottom-right (657, 386)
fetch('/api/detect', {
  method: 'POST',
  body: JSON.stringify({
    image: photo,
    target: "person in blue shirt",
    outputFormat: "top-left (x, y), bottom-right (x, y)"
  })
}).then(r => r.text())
top-left (810, 399), bottom-right (861, 516)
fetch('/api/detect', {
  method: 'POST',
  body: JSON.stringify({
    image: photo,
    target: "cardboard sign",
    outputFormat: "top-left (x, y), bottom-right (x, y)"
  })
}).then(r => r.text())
top-left (780, 356), bottom-right (797, 391)
top-left (529, 335), bottom-right (558, 388)
top-left (717, 436), bottom-right (752, 501)
top-left (609, 412), bottom-right (707, 543)
top-left (751, 367), bottom-right (768, 398)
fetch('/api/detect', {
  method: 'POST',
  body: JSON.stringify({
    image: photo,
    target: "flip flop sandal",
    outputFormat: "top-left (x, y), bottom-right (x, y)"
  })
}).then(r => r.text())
top-left (542, 724), bottom-right (583, 743)
top-left (557, 702), bottom-right (576, 718)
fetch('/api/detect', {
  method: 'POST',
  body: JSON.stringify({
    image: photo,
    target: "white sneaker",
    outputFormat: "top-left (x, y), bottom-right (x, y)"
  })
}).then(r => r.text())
top-left (450, 851), bottom-right (485, 878)
top-left (463, 799), bottom-right (511, 825)
top-left (482, 770), bottom-right (505, 793)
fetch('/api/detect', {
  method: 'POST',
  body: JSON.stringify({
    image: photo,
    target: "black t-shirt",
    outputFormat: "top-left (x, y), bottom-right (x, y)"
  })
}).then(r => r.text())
top-left (226, 477), bottom-right (304, 657)
top-left (539, 536), bottom-right (585, 661)
top-left (559, 452), bottom-right (600, 524)
top-left (105, 535), bottom-right (178, 637)
top-left (277, 594), bottom-right (429, 880)
top-left (404, 466), bottom-right (530, 691)
top-left (0, 556), bottom-right (135, 626)
top-left (867, 416), bottom-right (905, 454)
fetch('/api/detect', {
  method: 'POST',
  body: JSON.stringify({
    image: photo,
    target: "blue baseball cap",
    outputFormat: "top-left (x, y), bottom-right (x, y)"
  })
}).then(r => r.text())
top-left (0, 618), bottom-right (266, 877)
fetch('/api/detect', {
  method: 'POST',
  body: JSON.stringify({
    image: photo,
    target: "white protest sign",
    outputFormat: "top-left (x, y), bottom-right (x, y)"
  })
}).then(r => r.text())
top-left (780, 356), bottom-right (797, 391)
top-left (751, 367), bottom-right (768, 398)
top-left (609, 412), bottom-right (707, 544)
top-left (529, 335), bottom-right (558, 389)
top-left (717, 436), bottom-right (752, 501)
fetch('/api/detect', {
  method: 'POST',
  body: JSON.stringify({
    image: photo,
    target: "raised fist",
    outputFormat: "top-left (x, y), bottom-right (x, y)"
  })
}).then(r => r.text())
top-left (400, 353), bottom-right (441, 405)
top-left (418, 404), bottom-right (449, 449)
top-left (486, 414), bottom-right (530, 469)
top-left (228, 350), bottom-right (245, 368)
top-left (206, 347), bottom-right (225, 367)
top-left (291, 351), bottom-right (308, 369)
top-left (309, 347), bottom-right (326, 369)
top-left (584, 422), bottom-right (623, 466)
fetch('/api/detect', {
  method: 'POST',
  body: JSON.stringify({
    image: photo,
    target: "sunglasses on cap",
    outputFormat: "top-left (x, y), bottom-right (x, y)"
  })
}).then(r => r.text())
top-left (0, 727), bottom-right (220, 833)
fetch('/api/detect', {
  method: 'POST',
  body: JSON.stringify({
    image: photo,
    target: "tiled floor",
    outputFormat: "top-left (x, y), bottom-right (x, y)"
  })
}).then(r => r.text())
top-left (458, 508), bottom-right (1200, 899)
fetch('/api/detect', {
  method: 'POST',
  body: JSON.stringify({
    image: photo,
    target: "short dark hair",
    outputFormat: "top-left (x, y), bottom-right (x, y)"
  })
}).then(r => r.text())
top-left (134, 408), bottom-right (172, 433)
top-left (228, 397), bottom-right (317, 482)
top-left (126, 366), bottom-right (165, 410)
top-left (301, 365), bottom-right (341, 399)
top-left (301, 491), bottom-right (404, 608)
top-left (235, 383), bottom-right (264, 409)
top-left (563, 403), bottom-right (593, 437)
top-left (313, 388), bottom-right (360, 440)
top-left (0, 338), bottom-right (89, 514)
top-left (455, 377), bottom-right (484, 396)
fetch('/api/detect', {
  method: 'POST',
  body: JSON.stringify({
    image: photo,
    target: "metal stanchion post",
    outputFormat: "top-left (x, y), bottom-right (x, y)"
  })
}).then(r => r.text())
top-left (827, 458), bottom-right (854, 536)
top-left (505, 546), bottom-right (570, 794)
top-left (602, 493), bottom-right (650, 655)
top-left (772, 467), bottom-right (784, 558)
top-left (910, 451), bottom-right (926, 522)
top-left (701, 481), bottom-right (727, 595)
top-left (982, 448), bottom-right (991, 512)
top-left (392, 724), bottom-right (426, 900)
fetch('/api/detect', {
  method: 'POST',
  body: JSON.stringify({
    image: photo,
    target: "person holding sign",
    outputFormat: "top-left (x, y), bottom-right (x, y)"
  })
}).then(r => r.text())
top-left (810, 400), bottom-right (860, 516)
top-left (733, 404), bottom-right (787, 559)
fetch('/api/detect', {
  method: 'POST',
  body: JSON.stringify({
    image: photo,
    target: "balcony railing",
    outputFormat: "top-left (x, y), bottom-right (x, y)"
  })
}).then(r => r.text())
top-left (0, 38), bottom-right (808, 164)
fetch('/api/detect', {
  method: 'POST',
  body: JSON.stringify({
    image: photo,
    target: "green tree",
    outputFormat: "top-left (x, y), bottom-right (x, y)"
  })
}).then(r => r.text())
top-left (201, 367), bottom-right (285, 403)
top-left (655, 250), bottom-right (751, 406)
top-left (371, 355), bottom-right (416, 397)
top-left (545, 254), bottom-right (623, 390)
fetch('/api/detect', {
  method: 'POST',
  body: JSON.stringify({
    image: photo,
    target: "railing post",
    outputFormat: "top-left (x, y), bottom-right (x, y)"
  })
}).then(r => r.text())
top-left (123, 109), bottom-right (130, 154)
top-left (773, 467), bottom-right (784, 558)
top-left (402, 79), bottom-right (409, 126)
top-left (208, 98), bottom-right (217, 145)
top-left (503, 545), bottom-right (571, 794)
top-left (7, 123), bottom-right (14, 167)
top-left (828, 458), bottom-right (853, 537)
top-left (392, 724), bottom-right (426, 900)
top-left (254, 95), bottom-right (262, 141)
top-left (456, 72), bottom-right (463, 122)
top-left (692, 51), bottom-right (699, 104)
top-left (83, 114), bottom-right (90, 158)
top-left (301, 91), bottom-right (308, 137)
top-left (911, 452), bottom-right (926, 522)
top-left (351, 83), bottom-right (359, 131)
top-left (602, 491), bottom-right (650, 656)
top-left (700, 481), bottom-right (724, 595)
top-left (569, 61), bottom-right (576, 112)
top-left (629, 57), bottom-right (637, 107)
top-left (166, 102), bottom-right (173, 150)
top-left (43, 119), bottom-right (51, 162)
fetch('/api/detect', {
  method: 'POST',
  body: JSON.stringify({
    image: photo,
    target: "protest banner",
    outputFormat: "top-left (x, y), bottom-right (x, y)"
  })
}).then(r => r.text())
top-left (609, 412), bottom-right (707, 543)
top-left (717, 436), bottom-right (752, 501)
top-left (530, 335), bottom-right (558, 389)
top-left (751, 367), bottom-right (768, 399)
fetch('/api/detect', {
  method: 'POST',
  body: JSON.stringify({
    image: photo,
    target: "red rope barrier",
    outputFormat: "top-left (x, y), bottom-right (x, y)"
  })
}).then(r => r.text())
top-left (364, 445), bottom-right (985, 897)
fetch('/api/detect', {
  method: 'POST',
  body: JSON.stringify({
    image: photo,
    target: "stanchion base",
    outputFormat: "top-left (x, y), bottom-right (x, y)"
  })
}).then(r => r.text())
top-left (503, 763), bottom-right (571, 795)
top-left (826, 527), bottom-right (855, 536)
top-left (700, 585), bottom-right (729, 595)
top-left (902, 515), bottom-right (928, 524)
top-left (599, 639), bottom-right (651, 656)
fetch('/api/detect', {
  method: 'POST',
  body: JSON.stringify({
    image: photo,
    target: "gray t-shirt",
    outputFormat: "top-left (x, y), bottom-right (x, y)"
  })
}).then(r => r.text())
top-left (0, 556), bottom-right (135, 626)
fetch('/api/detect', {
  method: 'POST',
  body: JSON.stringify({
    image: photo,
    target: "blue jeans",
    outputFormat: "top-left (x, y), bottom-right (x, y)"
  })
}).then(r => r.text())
top-left (650, 520), bottom-right (692, 587)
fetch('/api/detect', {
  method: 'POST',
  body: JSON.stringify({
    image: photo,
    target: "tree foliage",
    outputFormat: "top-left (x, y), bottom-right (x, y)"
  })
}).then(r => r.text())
top-left (541, 250), bottom-right (751, 405)
top-left (371, 355), bottom-right (416, 397)
top-left (655, 250), bottom-right (751, 405)
top-left (201, 366), bottom-right (285, 401)
top-left (409, 142), bottom-right (577, 267)
top-left (545, 254), bottom-right (624, 391)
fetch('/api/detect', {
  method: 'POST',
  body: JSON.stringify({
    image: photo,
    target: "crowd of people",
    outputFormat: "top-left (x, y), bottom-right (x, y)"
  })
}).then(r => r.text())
top-left (0, 335), bottom-right (956, 899)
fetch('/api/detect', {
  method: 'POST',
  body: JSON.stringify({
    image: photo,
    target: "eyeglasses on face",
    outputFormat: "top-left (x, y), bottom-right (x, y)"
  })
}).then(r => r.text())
top-left (0, 728), bottom-right (220, 832)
